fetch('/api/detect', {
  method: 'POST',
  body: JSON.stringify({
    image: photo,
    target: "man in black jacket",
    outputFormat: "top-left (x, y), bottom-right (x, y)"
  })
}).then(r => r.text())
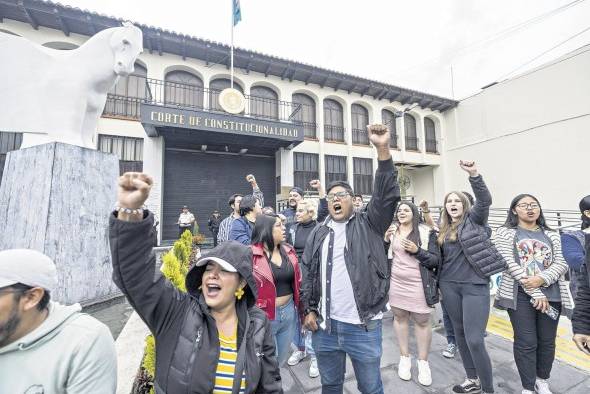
top-left (301, 124), bottom-right (400, 394)
top-left (109, 173), bottom-right (282, 393)
top-left (572, 233), bottom-right (590, 355)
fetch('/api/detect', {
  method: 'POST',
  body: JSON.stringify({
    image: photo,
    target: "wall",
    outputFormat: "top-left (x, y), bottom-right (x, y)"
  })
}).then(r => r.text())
top-left (442, 45), bottom-right (590, 210)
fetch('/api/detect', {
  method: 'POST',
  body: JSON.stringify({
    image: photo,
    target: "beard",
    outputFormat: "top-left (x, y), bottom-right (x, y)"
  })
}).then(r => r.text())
top-left (289, 200), bottom-right (297, 208)
top-left (0, 300), bottom-right (21, 348)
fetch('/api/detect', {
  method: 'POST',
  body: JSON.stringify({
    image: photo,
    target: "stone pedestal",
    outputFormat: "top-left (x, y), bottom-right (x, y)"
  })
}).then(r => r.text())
top-left (0, 142), bottom-right (120, 305)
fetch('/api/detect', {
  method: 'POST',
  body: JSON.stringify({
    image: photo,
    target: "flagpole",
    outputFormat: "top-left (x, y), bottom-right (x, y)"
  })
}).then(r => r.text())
top-left (230, 0), bottom-right (234, 89)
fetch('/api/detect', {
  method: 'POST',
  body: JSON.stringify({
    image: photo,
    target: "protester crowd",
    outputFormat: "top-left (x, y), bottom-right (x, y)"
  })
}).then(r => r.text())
top-left (1, 123), bottom-right (590, 394)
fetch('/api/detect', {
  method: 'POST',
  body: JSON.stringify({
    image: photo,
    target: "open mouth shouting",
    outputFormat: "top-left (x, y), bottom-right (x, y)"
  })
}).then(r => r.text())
top-left (333, 202), bottom-right (343, 215)
top-left (204, 282), bottom-right (222, 298)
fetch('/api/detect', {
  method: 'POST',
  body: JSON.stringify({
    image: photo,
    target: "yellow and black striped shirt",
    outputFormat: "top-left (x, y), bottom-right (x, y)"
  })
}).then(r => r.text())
top-left (213, 327), bottom-right (246, 394)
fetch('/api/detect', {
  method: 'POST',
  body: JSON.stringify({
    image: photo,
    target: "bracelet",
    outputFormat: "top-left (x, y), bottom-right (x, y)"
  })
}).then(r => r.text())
top-left (115, 206), bottom-right (145, 215)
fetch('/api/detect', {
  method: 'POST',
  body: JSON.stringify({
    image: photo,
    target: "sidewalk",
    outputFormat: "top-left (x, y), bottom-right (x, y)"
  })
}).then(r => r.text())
top-left (280, 313), bottom-right (590, 393)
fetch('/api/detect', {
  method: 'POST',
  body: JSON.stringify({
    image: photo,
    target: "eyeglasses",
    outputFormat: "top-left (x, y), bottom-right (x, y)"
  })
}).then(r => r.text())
top-left (516, 202), bottom-right (540, 210)
top-left (327, 191), bottom-right (350, 202)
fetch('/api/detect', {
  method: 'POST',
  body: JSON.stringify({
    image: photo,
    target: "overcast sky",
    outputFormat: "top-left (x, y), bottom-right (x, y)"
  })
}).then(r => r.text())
top-left (59, 0), bottom-right (589, 100)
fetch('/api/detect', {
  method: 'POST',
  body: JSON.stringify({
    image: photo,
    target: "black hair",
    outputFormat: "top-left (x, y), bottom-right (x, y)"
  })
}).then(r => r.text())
top-left (228, 193), bottom-right (243, 208)
top-left (251, 214), bottom-right (281, 251)
top-left (353, 194), bottom-right (363, 200)
top-left (504, 194), bottom-right (551, 230)
top-left (326, 180), bottom-right (354, 196)
top-left (461, 191), bottom-right (475, 206)
top-left (579, 195), bottom-right (590, 230)
top-left (239, 194), bottom-right (257, 216)
top-left (394, 202), bottom-right (422, 247)
top-left (10, 283), bottom-right (50, 311)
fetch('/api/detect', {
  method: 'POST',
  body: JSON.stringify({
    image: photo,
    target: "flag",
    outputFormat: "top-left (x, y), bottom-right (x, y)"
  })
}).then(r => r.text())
top-left (232, 0), bottom-right (242, 26)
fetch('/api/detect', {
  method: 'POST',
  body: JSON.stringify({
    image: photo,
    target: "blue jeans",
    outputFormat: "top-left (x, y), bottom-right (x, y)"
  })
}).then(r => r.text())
top-left (271, 298), bottom-right (297, 367)
top-left (312, 319), bottom-right (384, 394)
top-left (293, 317), bottom-right (316, 357)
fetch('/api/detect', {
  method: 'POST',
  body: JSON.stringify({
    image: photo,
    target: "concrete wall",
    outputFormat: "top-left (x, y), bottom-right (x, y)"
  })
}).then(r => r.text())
top-left (441, 45), bottom-right (590, 210)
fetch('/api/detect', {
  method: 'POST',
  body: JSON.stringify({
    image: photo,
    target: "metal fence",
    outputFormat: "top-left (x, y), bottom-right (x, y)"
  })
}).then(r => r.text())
top-left (352, 128), bottom-right (369, 145)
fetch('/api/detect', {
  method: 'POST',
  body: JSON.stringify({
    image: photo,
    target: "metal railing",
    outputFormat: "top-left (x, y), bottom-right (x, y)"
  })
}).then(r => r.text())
top-left (426, 206), bottom-right (581, 232)
top-left (352, 128), bottom-right (369, 145)
top-left (324, 125), bottom-right (345, 142)
top-left (390, 133), bottom-right (399, 149)
top-left (301, 122), bottom-right (318, 139)
top-left (406, 136), bottom-right (419, 151)
top-left (103, 78), bottom-right (302, 124)
top-left (426, 139), bottom-right (438, 153)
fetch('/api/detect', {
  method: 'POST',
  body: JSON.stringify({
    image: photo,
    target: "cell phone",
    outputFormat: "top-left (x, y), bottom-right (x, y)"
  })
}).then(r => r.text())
top-left (530, 298), bottom-right (559, 320)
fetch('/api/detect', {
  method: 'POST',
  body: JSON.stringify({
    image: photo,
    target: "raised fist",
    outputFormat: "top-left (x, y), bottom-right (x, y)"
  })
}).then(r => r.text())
top-left (117, 172), bottom-right (153, 209)
top-left (246, 174), bottom-right (256, 184)
top-left (367, 124), bottom-right (390, 148)
top-left (459, 160), bottom-right (478, 177)
top-left (309, 179), bottom-right (321, 190)
top-left (419, 200), bottom-right (429, 210)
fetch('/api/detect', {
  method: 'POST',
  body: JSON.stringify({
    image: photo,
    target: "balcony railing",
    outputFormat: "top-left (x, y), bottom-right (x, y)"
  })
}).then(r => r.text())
top-left (426, 139), bottom-right (438, 153)
top-left (352, 128), bottom-right (369, 145)
top-left (103, 77), bottom-right (302, 124)
top-left (301, 122), bottom-right (318, 139)
top-left (406, 136), bottom-right (419, 151)
top-left (390, 133), bottom-right (399, 149)
top-left (324, 125), bottom-right (345, 142)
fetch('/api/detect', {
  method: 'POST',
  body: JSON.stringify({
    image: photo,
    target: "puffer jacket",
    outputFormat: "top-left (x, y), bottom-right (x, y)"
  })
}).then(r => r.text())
top-left (300, 159), bottom-right (400, 324)
top-left (109, 212), bottom-right (282, 394)
top-left (452, 175), bottom-right (507, 278)
top-left (388, 224), bottom-right (441, 306)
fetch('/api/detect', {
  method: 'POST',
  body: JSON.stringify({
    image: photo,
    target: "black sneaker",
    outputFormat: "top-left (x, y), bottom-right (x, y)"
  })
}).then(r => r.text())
top-left (452, 378), bottom-right (482, 393)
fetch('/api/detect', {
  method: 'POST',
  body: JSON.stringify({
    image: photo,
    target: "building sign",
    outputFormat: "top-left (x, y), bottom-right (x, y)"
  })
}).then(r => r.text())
top-left (140, 104), bottom-right (303, 143)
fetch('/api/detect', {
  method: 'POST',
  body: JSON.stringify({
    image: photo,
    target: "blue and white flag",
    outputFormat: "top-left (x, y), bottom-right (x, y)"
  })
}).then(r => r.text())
top-left (232, 0), bottom-right (242, 26)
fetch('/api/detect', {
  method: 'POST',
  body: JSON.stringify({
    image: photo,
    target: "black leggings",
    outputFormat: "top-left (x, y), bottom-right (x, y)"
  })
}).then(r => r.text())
top-left (507, 289), bottom-right (561, 391)
top-left (439, 281), bottom-right (494, 393)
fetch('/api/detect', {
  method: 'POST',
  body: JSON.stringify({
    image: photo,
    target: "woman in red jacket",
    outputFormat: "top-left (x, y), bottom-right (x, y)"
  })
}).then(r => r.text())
top-left (251, 213), bottom-right (301, 367)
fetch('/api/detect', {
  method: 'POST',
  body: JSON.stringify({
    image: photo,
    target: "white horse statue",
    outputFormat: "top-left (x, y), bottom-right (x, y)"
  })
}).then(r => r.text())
top-left (0, 22), bottom-right (143, 149)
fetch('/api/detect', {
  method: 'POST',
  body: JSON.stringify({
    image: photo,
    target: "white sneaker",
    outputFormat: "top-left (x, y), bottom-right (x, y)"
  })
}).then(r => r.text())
top-left (417, 359), bottom-right (432, 386)
top-left (521, 390), bottom-right (534, 394)
top-left (397, 355), bottom-right (412, 381)
top-left (309, 357), bottom-right (320, 378)
top-left (287, 350), bottom-right (305, 366)
top-left (534, 378), bottom-right (553, 394)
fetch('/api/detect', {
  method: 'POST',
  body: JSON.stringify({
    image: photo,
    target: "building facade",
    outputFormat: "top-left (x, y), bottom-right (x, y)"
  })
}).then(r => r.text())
top-left (0, 0), bottom-right (456, 241)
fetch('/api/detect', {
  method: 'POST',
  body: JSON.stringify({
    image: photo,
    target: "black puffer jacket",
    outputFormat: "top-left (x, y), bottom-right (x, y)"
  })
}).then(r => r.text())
top-left (572, 233), bottom-right (590, 335)
top-left (454, 175), bottom-right (507, 278)
top-left (301, 159), bottom-right (400, 324)
top-left (109, 212), bottom-right (282, 394)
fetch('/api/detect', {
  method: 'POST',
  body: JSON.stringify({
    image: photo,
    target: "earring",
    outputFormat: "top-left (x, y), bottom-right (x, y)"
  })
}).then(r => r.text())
top-left (235, 287), bottom-right (244, 300)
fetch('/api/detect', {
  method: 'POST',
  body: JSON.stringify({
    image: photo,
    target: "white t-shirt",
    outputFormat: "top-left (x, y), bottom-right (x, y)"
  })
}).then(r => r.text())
top-left (322, 220), bottom-right (361, 324)
top-left (178, 212), bottom-right (195, 225)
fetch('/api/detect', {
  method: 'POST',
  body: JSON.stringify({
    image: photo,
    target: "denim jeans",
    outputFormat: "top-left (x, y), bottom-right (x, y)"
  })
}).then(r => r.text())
top-left (312, 319), bottom-right (384, 394)
top-left (271, 298), bottom-right (297, 367)
top-left (441, 301), bottom-right (456, 345)
top-left (507, 289), bottom-right (562, 391)
top-left (293, 317), bottom-right (316, 357)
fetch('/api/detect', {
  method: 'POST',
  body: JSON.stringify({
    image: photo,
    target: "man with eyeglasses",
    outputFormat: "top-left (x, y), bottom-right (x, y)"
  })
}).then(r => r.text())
top-left (0, 249), bottom-right (117, 393)
top-left (300, 124), bottom-right (400, 394)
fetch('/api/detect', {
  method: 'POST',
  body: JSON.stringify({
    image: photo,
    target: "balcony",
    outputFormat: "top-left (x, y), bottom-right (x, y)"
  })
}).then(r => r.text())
top-left (426, 139), bottom-right (438, 153)
top-left (352, 128), bottom-right (369, 145)
top-left (103, 77), bottom-right (302, 125)
top-left (324, 125), bottom-right (345, 143)
top-left (405, 136), bottom-right (419, 151)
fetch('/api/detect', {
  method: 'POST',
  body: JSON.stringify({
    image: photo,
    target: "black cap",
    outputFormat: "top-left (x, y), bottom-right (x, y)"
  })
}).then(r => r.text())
top-left (289, 187), bottom-right (304, 197)
top-left (186, 241), bottom-right (257, 307)
top-left (182, 205), bottom-right (188, 209)
top-left (579, 195), bottom-right (590, 213)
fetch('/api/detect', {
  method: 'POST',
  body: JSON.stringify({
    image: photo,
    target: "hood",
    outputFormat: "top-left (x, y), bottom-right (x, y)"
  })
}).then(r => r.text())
top-left (186, 241), bottom-right (258, 309)
top-left (0, 301), bottom-right (81, 355)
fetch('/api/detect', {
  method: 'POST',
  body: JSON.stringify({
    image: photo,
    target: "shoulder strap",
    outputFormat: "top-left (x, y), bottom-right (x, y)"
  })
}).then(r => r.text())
top-left (232, 314), bottom-right (250, 394)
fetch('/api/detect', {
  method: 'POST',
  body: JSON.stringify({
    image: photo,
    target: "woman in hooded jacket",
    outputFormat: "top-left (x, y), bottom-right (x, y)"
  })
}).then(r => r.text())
top-left (110, 172), bottom-right (282, 394)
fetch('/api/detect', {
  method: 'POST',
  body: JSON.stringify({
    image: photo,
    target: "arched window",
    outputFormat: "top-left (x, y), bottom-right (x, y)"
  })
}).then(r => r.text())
top-left (209, 78), bottom-right (244, 112)
top-left (404, 114), bottom-right (418, 151)
top-left (351, 104), bottom-right (369, 145)
top-left (104, 63), bottom-right (148, 119)
top-left (381, 109), bottom-right (398, 148)
top-left (250, 86), bottom-right (279, 120)
top-left (323, 99), bottom-right (344, 142)
top-left (424, 118), bottom-right (437, 153)
top-left (164, 70), bottom-right (204, 109)
top-left (292, 93), bottom-right (317, 139)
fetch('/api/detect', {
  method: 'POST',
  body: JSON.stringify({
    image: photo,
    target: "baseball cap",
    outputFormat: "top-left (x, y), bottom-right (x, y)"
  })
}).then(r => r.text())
top-left (194, 256), bottom-right (237, 273)
top-left (0, 249), bottom-right (58, 292)
top-left (289, 187), bottom-right (304, 197)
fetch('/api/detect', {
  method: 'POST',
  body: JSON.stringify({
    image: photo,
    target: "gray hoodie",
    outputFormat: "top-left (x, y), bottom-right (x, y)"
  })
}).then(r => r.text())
top-left (0, 301), bottom-right (117, 394)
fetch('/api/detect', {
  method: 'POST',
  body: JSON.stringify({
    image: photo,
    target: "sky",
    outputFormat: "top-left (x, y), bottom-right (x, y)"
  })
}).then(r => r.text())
top-left (57, 0), bottom-right (590, 100)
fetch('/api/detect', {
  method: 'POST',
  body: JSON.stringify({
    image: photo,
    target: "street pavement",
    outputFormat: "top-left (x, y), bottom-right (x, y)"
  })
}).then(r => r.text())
top-left (280, 312), bottom-right (590, 394)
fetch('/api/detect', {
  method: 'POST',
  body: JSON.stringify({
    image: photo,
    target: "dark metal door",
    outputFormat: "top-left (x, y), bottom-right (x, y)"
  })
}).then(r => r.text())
top-left (162, 149), bottom-right (276, 241)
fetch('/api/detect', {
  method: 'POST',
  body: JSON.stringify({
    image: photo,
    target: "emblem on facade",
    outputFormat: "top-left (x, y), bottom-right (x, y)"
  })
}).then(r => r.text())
top-left (219, 88), bottom-right (246, 114)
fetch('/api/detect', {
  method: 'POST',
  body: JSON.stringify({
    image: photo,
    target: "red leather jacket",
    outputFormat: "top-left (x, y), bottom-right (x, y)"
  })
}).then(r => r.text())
top-left (251, 243), bottom-right (301, 321)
